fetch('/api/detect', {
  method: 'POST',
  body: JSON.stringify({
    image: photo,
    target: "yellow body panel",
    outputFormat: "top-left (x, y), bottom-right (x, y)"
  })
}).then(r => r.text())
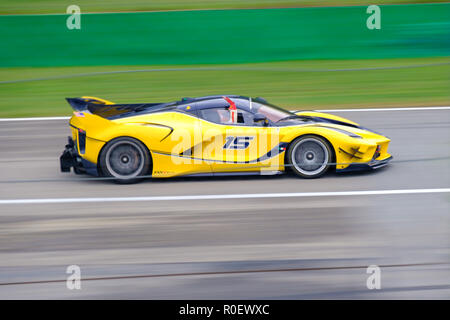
top-left (68, 102), bottom-right (391, 177)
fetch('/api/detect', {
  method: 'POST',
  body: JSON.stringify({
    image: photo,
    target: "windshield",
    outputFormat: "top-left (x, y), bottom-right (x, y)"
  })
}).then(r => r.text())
top-left (236, 99), bottom-right (294, 122)
top-left (255, 104), bottom-right (294, 122)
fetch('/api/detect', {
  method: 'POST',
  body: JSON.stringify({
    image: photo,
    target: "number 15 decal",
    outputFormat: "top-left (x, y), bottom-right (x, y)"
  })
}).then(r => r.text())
top-left (223, 136), bottom-right (254, 149)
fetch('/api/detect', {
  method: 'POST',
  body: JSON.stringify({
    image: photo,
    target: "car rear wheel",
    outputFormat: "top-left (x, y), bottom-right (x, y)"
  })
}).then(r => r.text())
top-left (99, 137), bottom-right (151, 183)
top-left (288, 135), bottom-right (332, 178)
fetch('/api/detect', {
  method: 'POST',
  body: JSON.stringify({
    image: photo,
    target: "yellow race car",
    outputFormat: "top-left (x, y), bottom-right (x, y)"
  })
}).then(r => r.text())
top-left (60, 95), bottom-right (392, 182)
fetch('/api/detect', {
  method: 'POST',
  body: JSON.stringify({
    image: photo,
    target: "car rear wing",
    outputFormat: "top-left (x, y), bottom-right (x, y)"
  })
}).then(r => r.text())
top-left (66, 96), bottom-right (164, 119)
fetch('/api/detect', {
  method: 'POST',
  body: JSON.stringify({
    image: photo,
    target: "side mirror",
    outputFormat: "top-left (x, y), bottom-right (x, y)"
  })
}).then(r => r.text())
top-left (254, 113), bottom-right (268, 125)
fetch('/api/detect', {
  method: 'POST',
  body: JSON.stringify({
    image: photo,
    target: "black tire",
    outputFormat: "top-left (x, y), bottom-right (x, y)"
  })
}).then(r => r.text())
top-left (287, 135), bottom-right (333, 179)
top-left (99, 137), bottom-right (151, 183)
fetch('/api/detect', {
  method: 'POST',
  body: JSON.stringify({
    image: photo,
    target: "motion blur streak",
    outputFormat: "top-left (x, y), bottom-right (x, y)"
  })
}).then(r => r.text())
top-left (0, 109), bottom-right (449, 298)
top-left (1, 61), bottom-right (449, 85)
top-left (1, 262), bottom-right (447, 287)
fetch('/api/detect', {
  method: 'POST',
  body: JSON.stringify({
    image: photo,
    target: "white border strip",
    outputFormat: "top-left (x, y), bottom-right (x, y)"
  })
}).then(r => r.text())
top-left (317, 106), bottom-right (450, 112)
top-left (0, 106), bottom-right (449, 122)
top-left (1, 188), bottom-right (449, 205)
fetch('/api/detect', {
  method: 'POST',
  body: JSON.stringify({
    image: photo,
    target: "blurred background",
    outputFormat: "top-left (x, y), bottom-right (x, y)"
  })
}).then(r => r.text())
top-left (0, 1), bottom-right (449, 299)
top-left (0, 0), bottom-right (449, 116)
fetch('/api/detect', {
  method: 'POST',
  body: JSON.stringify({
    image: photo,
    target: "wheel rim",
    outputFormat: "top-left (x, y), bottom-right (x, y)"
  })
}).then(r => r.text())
top-left (291, 138), bottom-right (329, 176)
top-left (105, 141), bottom-right (144, 179)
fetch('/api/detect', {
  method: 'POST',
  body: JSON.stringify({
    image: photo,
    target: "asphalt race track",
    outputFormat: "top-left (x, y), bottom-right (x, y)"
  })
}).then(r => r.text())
top-left (0, 108), bottom-right (449, 299)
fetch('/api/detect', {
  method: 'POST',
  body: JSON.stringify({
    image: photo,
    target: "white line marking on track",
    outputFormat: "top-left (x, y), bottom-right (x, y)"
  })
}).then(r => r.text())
top-left (0, 106), bottom-right (449, 121)
top-left (1, 188), bottom-right (449, 205)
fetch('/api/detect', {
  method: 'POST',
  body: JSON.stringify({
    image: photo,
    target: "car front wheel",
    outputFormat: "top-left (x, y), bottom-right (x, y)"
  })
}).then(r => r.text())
top-left (288, 135), bottom-right (332, 178)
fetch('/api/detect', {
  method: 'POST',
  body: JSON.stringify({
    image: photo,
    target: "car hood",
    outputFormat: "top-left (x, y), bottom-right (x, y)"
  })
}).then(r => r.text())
top-left (293, 111), bottom-right (388, 140)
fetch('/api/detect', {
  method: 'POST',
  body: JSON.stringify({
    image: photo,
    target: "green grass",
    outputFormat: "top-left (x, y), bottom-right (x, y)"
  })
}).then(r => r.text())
top-left (0, 57), bottom-right (449, 117)
top-left (0, 0), bottom-right (446, 14)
